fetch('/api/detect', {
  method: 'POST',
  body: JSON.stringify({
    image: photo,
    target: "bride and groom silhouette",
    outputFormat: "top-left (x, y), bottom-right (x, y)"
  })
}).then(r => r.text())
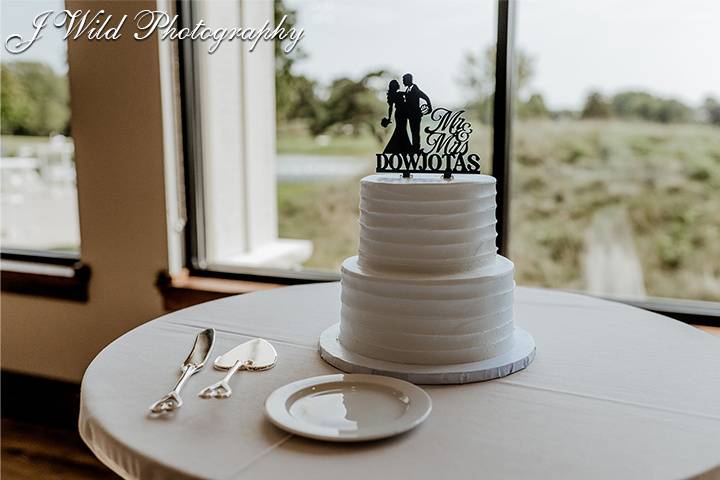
top-left (381, 73), bottom-right (432, 154)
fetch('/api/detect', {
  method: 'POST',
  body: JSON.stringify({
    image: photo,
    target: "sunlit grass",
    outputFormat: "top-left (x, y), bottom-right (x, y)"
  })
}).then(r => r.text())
top-left (1, 135), bottom-right (58, 156)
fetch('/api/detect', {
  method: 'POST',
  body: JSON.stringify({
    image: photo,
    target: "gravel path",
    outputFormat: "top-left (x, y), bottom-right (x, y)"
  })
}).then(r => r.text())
top-left (583, 205), bottom-right (646, 297)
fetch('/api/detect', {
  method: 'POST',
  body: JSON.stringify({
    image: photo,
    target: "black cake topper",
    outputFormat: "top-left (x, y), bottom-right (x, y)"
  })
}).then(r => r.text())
top-left (377, 73), bottom-right (481, 179)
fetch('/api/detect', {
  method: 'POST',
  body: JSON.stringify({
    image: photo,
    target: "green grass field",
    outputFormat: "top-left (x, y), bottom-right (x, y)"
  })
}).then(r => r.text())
top-left (1, 135), bottom-right (58, 156)
top-left (278, 119), bottom-right (720, 301)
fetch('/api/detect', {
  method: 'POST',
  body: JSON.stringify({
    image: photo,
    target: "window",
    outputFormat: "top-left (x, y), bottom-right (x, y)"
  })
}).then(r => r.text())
top-left (180, 0), bottom-right (315, 278)
top-left (179, 0), bottom-right (718, 320)
top-left (509, 0), bottom-right (720, 303)
top-left (181, 0), bottom-right (496, 278)
top-left (1, 0), bottom-right (80, 255)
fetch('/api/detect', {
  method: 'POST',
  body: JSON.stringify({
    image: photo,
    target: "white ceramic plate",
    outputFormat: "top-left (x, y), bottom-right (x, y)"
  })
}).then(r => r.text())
top-left (265, 374), bottom-right (432, 442)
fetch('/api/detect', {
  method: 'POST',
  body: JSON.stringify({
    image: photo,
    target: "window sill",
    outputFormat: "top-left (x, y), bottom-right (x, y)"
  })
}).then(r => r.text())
top-left (156, 269), bottom-right (285, 311)
top-left (584, 292), bottom-right (720, 327)
top-left (1, 257), bottom-right (91, 302)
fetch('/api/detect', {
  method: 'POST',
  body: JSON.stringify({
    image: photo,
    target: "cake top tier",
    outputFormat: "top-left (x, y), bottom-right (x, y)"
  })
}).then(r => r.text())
top-left (358, 173), bottom-right (499, 275)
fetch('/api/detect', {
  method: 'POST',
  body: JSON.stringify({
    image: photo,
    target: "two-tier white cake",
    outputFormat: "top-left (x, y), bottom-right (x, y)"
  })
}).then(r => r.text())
top-left (319, 173), bottom-right (535, 384)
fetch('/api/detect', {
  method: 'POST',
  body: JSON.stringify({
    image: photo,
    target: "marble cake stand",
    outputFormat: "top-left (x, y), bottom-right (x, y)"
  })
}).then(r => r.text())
top-left (319, 324), bottom-right (535, 385)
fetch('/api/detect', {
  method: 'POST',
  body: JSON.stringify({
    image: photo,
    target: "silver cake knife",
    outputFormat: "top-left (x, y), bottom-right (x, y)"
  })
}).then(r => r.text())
top-left (149, 328), bottom-right (215, 414)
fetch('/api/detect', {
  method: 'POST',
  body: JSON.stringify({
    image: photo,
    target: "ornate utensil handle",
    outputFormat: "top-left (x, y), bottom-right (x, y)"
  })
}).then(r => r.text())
top-left (149, 364), bottom-right (199, 414)
top-left (198, 360), bottom-right (248, 399)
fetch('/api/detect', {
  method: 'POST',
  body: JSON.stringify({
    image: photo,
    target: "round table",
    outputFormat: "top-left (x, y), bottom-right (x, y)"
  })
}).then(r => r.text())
top-left (79, 284), bottom-right (720, 480)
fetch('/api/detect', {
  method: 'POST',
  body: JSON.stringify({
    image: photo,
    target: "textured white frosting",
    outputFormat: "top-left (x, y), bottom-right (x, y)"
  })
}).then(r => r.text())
top-left (337, 173), bottom-right (516, 366)
top-left (339, 256), bottom-right (515, 365)
top-left (358, 174), bottom-right (498, 275)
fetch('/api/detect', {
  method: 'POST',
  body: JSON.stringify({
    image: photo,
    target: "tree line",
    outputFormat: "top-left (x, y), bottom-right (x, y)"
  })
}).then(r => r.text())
top-left (459, 47), bottom-right (720, 126)
top-left (581, 90), bottom-right (720, 125)
top-left (1, 61), bottom-right (71, 136)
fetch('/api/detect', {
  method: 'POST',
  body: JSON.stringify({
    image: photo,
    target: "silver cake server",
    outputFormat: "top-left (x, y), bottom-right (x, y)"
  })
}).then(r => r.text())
top-left (198, 338), bottom-right (277, 399)
top-left (149, 328), bottom-right (215, 414)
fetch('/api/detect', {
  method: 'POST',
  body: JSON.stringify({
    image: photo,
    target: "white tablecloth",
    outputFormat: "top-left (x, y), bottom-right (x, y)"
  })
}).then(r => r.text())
top-left (79, 284), bottom-right (720, 480)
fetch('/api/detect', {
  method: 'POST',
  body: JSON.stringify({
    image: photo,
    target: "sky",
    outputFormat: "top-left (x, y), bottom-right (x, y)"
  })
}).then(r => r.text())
top-left (1, 0), bottom-right (68, 73)
top-left (515, 0), bottom-right (720, 109)
top-left (2, 0), bottom-right (719, 110)
top-left (287, 0), bottom-right (720, 109)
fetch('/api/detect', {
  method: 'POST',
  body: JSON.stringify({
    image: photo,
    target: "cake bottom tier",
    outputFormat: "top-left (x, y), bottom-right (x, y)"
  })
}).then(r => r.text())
top-left (339, 255), bottom-right (515, 365)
